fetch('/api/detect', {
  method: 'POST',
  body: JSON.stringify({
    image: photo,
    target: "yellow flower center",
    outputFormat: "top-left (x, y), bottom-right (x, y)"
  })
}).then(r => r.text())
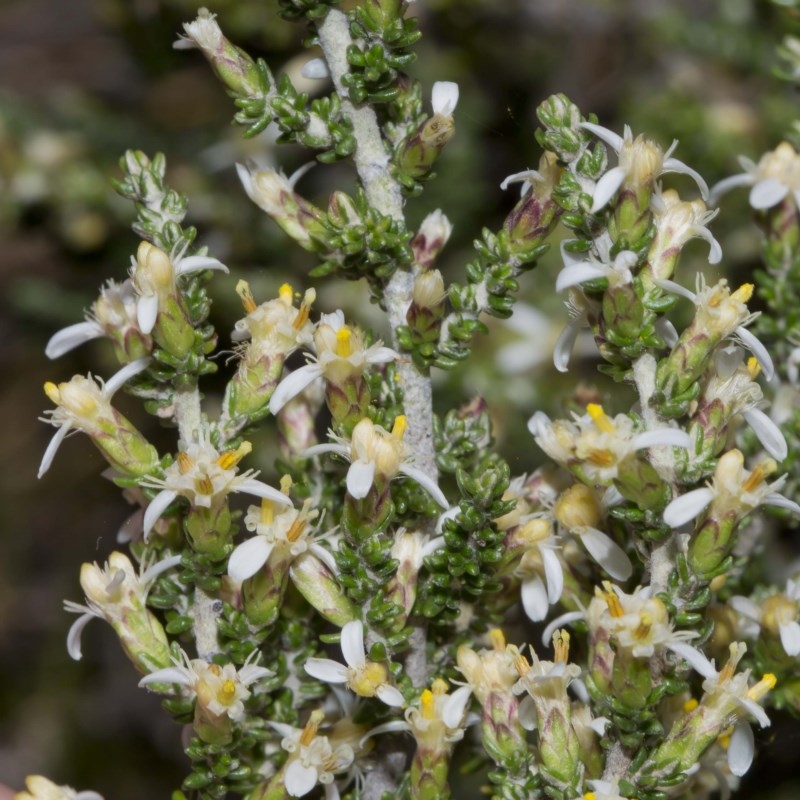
top-left (420, 689), bottom-right (435, 720)
top-left (350, 662), bottom-right (389, 697)
top-left (217, 441), bottom-right (253, 470)
top-left (336, 326), bottom-right (353, 357)
top-left (219, 679), bottom-right (237, 704)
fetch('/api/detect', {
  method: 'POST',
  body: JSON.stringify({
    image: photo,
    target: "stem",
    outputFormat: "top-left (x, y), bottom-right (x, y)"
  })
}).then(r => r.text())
top-left (174, 381), bottom-right (203, 447)
top-left (316, 8), bottom-right (438, 483)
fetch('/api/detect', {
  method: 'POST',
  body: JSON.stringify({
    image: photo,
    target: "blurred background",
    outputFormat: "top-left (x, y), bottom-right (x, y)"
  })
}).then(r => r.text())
top-left (2, 0), bottom-right (800, 797)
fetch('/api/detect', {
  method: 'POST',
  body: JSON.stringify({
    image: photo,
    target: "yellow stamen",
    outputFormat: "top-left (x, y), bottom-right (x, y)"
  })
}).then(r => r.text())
top-left (747, 357), bottom-right (761, 379)
top-left (299, 709), bottom-right (325, 746)
top-left (683, 698), bottom-right (699, 713)
top-left (587, 403), bottom-right (615, 433)
top-left (44, 381), bottom-right (61, 404)
top-left (732, 283), bottom-right (754, 303)
top-left (260, 498), bottom-right (275, 527)
top-left (747, 673), bottom-right (777, 702)
top-left (286, 515), bottom-right (306, 543)
top-left (236, 279), bottom-right (257, 313)
top-left (489, 628), bottom-right (506, 651)
top-left (217, 441), bottom-right (253, 471)
top-left (278, 283), bottom-right (294, 306)
top-left (553, 630), bottom-right (570, 663)
top-left (336, 326), bottom-right (353, 357)
top-left (292, 288), bottom-right (316, 330)
top-left (601, 583), bottom-right (624, 618)
top-left (742, 460), bottom-right (776, 493)
top-left (718, 733), bottom-right (731, 750)
top-left (635, 613), bottom-right (653, 641)
top-left (280, 474), bottom-right (293, 495)
top-left (420, 689), bottom-right (435, 720)
top-left (196, 476), bottom-right (214, 495)
top-left (584, 793), bottom-right (597, 800)
top-left (587, 449), bottom-right (615, 467)
top-left (178, 452), bottom-right (194, 474)
top-left (392, 415), bottom-right (408, 440)
top-left (219, 679), bottom-right (237, 704)
top-left (431, 678), bottom-right (448, 696)
top-left (508, 646), bottom-right (530, 677)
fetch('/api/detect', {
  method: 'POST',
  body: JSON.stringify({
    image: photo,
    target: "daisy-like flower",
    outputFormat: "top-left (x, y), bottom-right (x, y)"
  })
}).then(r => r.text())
top-left (663, 449), bottom-right (800, 529)
top-left (64, 551), bottom-right (180, 664)
top-left (304, 620), bottom-right (405, 707)
top-left (139, 647), bottom-right (272, 721)
top-left (139, 435), bottom-right (291, 539)
top-left (588, 581), bottom-right (700, 659)
top-left (402, 680), bottom-right (472, 747)
top-left (45, 279), bottom-right (152, 361)
top-left (228, 484), bottom-right (330, 582)
top-left (269, 710), bottom-right (355, 799)
top-left (38, 357), bottom-right (155, 479)
top-left (269, 311), bottom-right (398, 415)
top-left (529, 403), bottom-right (691, 489)
top-left (581, 121), bottom-right (709, 214)
top-left (130, 241), bottom-right (228, 336)
top-left (710, 141), bottom-right (800, 209)
top-left (556, 233), bottom-right (638, 293)
top-left (304, 416), bottom-right (448, 508)
top-left (729, 578), bottom-right (800, 657)
top-left (456, 629), bottom-right (520, 706)
top-left (657, 275), bottom-right (774, 380)
top-left (666, 642), bottom-right (776, 776)
top-left (512, 518), bottom-right (565, 621)
top-left (15, 776), bottom-right (103, 800)
top-left (510, 632), bottom-right (582, 709)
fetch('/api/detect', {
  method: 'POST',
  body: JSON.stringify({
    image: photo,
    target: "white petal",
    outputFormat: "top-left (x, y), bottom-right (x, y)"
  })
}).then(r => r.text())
top-left (175, 255), bottom-right (228, 276)
top-left (553, 319), bottom-right (580, 373)
top-left (749, 177), bottom-right (789, 209)
top-left (518, 696), bottom-right (538, 730)
top-left (38, 423), bottom-right (71, 478)
top-left (285, 759), bottom-right (319, 797)
top-left (728, 721), bottom-right (755, 777)
top-left (654, 317), bottom-right (679, 347)
top-left (228, 536), bottom-right (273, 582)
top-left (143, 489), bottom-right (178, 540)
top-left (500, 169), bottom-right (542, 193)
top-left (141, 553), bottom-right (183, 585)
top-left (666, 641), bottom-right (717, 678)
top-left (442, 685), bottom-right (472, 729)
top-left (738, 696), bottom-right (771, 728)
top-left (541, 546), bottom-right (564, 604)
top-left (578, 527), bottom-right (632, 581)
top-left (304, 658), bottom-right (349, 683)
top-left (346, 459), bottom-right (376, 500)
top-left (66, 612), bottom-right (95, 660)
top-left (656, 277), bottom-right (697, 302)
top-left (104, 357), bottom-right (152, 397)
top-left (632, 428), bottom-right (692, 450)
top-left (376, 684), bottom-right (406, 708)
top-left (521, 576), bottom-right (549, 622)
top-left (301, 57), bottom-right (329, 79)
top-left (779, 620), bottom-right (800, 656)
top-left (269, 364), bottom-right (324, 415)
top-left (527, 411), bottom-right (552, 438)
top-left (399, 464), bottom-right (449, 508)
top-left (764, 493), bottom-right (800, 515)
top-left (709, 173), bottom-right (753, 206)
top-left (365, 345), bottom-right (400, 364)
top-left (308, 544), bottom-right (339, 575)
top-left (589, 715), bottom-right (610, 736)
top-left (743, 407), bottom-right (787, 461)
top-left (137, 294), bottom-right (159, 335)
top-left (236, 478), bottom-right (295, 506)
top-left (662, 157), bottom-right (710, 200)
top-left (555, 263), bottom-right (609, 292)
top-left (735, 326), bottom-right (774, 381)
top-left (138, 666), bottom-right (193, 687)
top-left (728, 595), bottom-right (763, 623)
top-left (340, 620), bottom-right (366, 668)
top-left (236, 163), bottom-right (256, 199)
top-left (662, 487), bottom-right (714, 528)
top-left (75, 792), bottom-right (104, 800)
top-left (46, 321), bottom-right (105, 359)
top-left (591, 166), bottom-right (627, 213)
top-left (580, 121), bottom-right (624, 153)
top-left (431, 81), bottom-right (459, 116)
top-left (302, 442), bottom-right (350, 460)
top-left (696, 226), bottom-right (723, 264)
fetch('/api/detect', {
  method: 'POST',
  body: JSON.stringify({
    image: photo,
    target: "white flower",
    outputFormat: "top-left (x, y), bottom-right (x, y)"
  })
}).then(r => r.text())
top-left (729, 578), bottom-right (800, 657)
top-left (173, 7), bottom-right (223, 51)
top-left (513, 518), bottom-right (565, 622)
top-left (228, 492), bottom-right (332, 582)
top-left (649, 188), bottom-right (722, 268)
top-left (38, 357), bottom-right (151, 478)
top-left (64, 551), bottom-right (181, 661)
top-left (581, 121), bottom-right (709, 213)
top-left (657, 275), bottom-right (774, 380)
top-left (663, 449), bottom-right (800, 528)
top-left (269, 311), bottom-right (398, 414)
top-left (139, 436), bottom-right (291, 539)
top-left (304, 416), bottom-right (448, 509)
top-left (15, 775), bottom-right (103, 800)
top-left (710, 141), bottom-right (800, 209)
top-left (139, 648), bottom-right (272, 720)
top-left (431, 81), bottom-right (459, 117)
top-left (269, 710), bottom-right (354, 799)
top-left (130, 241), bottom-right (228, 335)
top-left (456, 629), bottom-right (519, 705)
top-left (556, 233), bottom-right (638, 293)
top-left (304, 620), bottom-right (405, 707)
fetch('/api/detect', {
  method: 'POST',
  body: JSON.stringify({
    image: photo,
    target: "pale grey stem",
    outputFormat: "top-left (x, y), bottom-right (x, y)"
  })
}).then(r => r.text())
top-left (316, 9), bottom-right (438, 483)
top-left (173, 382), bottom-right (203, 447)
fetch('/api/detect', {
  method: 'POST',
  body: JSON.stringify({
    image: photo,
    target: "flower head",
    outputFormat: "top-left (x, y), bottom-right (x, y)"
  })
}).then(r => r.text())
top-left (15, 776), bottom-right (102, 800)
top-left (556, 234), bottom-right (638, 293)
top-left (730, 578), bottom-right (800, 657)
top-left (304, 620), bottom-right (405, 708)
top-left (404, 679), bottom-right (473, 747)
top-left (304, 416), bottom-right (448, 508)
